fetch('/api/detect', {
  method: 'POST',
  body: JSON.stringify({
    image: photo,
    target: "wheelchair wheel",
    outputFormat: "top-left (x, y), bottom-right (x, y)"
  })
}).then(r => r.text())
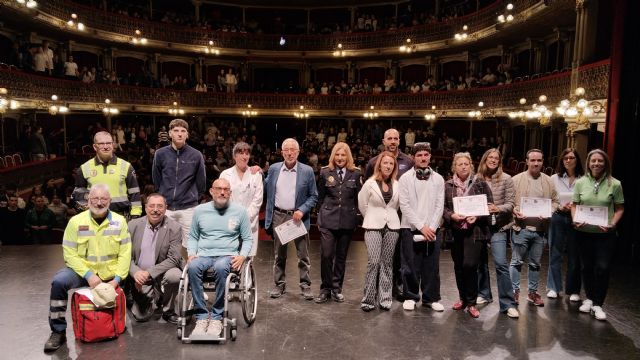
top-left (241, 261), bottom-right (257, 325)
top-left (176, 271), bottom-right (194, 326)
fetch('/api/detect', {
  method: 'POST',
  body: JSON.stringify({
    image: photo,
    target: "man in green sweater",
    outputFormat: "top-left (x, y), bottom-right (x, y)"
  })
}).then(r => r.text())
top-left (187, 178), bottom-right (253, 338)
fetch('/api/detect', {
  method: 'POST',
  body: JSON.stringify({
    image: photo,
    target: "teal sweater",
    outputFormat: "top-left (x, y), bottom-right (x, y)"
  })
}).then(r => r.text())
top-left (187, 202), bottom-right (253, 257)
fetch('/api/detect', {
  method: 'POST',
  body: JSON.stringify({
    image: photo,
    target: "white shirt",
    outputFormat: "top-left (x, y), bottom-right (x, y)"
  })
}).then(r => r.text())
top-left (399, 167), bottom-right (445, 231)
top-left (64, 61), bottom-right (78, 76)
top-left (275, 163), bottom-right (297, 210)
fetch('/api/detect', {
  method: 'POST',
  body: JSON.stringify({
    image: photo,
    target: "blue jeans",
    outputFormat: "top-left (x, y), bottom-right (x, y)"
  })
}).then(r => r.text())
top-left (478, 231), bottom-right (518, 312)
top-left (49, 267), bottom-right (89, 333)
top-left (547, 213), bottom-right (581, 294)
top-left (188, 256), bottom-right (231, 321)
top-left (510, 229), bottom-right (545, 292)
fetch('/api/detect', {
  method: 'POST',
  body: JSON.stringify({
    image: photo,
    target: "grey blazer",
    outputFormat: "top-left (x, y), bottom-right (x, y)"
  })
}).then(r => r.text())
top-left (128, 215), bottom-right (184, 280)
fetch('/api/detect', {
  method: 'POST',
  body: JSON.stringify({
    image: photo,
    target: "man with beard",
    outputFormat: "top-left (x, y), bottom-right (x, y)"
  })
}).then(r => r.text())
top-left (186, 178), bottom-right (253, 338)
top-left (44, 184), bottom-right (131, 352)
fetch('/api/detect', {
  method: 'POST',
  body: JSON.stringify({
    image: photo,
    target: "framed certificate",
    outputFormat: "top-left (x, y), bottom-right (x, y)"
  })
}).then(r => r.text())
top-left (520, 197), bottom-right (552, 218)
top-left (574, 205), bottom-right (609, 227)
top-left (453, 194), bottom-right (489, 217)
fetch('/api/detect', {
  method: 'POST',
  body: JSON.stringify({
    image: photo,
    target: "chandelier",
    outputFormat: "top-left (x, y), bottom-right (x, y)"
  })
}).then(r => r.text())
top-left (293, 105), bottom-right (309, 118)
top-left (48, 94), bottom-right (69, 115)
top-left (363, 106), bottom-right (378, 118)
top-left (424, 105), bottom-right (437, 121)
top-left (454, 25), bottom-right (469, 41)
top-left (67, 13), bottom-right (85, 31)
top-left (333, 43), bottom-right (346, 57)
top-left (132, 29), bottom-right (147, 45)
top-left (399, 39), bottom-right (414, 54)
top-left (101, 99), bottom-right (119, 116)
top-left (168, 101), bottom-right (185, 116)
top-left (16, 0), bottom-right (38, 8)
top-left (497, 3), bottom-right (515, 23)
top-left (468, 101), bottom-right (493, 120)
top-left (241, 104), bottom-right (257, 117)
top-left (0, 88), bottom-right (20, 114)
top-left (556, 87), bottom-right (592, 127)
top-left (205, 40), bottom-right (220, 55)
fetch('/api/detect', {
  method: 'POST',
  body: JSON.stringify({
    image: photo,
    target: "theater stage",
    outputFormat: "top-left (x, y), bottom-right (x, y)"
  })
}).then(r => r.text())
top-left (1, 240), bottom-right (639, 360)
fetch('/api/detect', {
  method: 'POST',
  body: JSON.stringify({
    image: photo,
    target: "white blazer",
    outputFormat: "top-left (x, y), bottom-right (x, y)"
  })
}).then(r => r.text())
top-left (358, 178), bottom-right (400, 230)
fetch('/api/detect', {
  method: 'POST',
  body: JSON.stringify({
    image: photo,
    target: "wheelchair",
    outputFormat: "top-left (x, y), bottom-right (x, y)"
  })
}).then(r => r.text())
top-left (175, 257), bottom-right (257, 343)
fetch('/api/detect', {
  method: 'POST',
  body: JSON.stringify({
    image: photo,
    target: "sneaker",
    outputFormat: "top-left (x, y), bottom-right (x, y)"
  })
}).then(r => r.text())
top-left (331, 291), bottom-right (345, 303)
top-left (314, 292), bottom-right (330, 304)
top-left (476, 296), bottom-right (491, 305)
top-left (506, 308), bottom-right (520, 318)
top-left (301, 287), bottom-right (314, 300)
top-left (403, 300), bottom-right (416, 311)
top-left (528, 292), bottom-right (544, 306)
top-left (360, 303), bottom-right (375, 312)
top-left (428, 302), bottom-right (445, 312)
top-left (269, 285), bottom-right (286, 298)
top-left (467, 305), bottom-right (480, 318)
top-left (452, 300), bottom-right (465, 311)
top-left (579, 299), bottom-right (593, 313)
top-left (546, 290), bottom-right (558, 299)
top-left (569, 294), bottom-right (581, 302)
top-left (514, 290), bottom-right (520, 305)
top-left (44, 332), bottom-right (66, 352)
top-left (207, 319), bottom-right (223, 336)
top-left (190, 319), bottom-right (209, 337)
top-left (591, 306), bottom-right (607, 321)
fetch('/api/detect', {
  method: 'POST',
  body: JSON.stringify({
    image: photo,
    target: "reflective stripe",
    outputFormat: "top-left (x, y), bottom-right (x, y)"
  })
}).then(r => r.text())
top-left (120, 237), bottom-right (131, 245)
top-left (79, 304), bottom-right (96, 311)
top-left (49, 311), bottom-right (66, 319)
top-left (77, 230), bottom-right (95, 236)
top-left (103, 229), bottom-right (121, 236)
top-left (85, 254), bottom-right (116, 262)
top-left (50, 300), bottom-right (67, 307)
top-left (62, 240), bottom-right (77, 248)
top-left (128, 187), bottom-right (140, 194)
top-left (111, 196), bottom-right (128, 202)
top-left (130, 201), bottom-right (142, 207)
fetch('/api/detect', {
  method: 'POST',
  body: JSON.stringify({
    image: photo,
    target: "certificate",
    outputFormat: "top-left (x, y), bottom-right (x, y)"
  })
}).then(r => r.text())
top-left (274, 219), bottom-right (308, 245)
top-left (574, 205), bottom-right (609, 227)
top-left (558, 192), bottom-right (573, 207)
top-left (520, 197), bottom-right (552, 218)
top-left (453, 194), bottom-right (489, 217)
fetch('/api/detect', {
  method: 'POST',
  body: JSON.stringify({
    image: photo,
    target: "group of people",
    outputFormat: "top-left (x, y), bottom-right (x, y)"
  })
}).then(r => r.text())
top-left (41, 121), bottom-right (624, 353)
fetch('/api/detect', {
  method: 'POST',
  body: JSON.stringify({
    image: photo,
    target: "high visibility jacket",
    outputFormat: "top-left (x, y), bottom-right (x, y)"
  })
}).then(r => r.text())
top-left (62, 210), bottom-right (131, 282)
top-left (73, 156), bottom-right (142, 216)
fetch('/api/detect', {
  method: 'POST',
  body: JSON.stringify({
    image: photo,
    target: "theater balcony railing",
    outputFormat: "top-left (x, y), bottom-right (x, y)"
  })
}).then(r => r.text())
top-left (0, 60), bottom-right (609, 118)
top-left (1, 0), bottom-right (569, 57)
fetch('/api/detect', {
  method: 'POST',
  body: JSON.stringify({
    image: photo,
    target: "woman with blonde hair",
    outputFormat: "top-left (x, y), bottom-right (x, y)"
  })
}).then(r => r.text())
top-left (572, 149), bottom-right (624, 321)
top-left (444, 152), bottom-right (493, 318)
top-left (314, 142), bottom-right (362, 303)
top-left (358, 151), bottom-right (400, 311)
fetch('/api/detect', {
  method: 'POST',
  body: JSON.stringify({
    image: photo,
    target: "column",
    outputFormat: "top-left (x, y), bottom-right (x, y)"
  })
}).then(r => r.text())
top-left (194, 58), bottom-right (203, 81)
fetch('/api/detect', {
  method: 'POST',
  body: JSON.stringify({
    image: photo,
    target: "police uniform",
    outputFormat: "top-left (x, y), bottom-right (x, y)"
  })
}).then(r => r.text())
top-left (48, 210), bottom-right (132, 334)
top-left (73, 156), bottom-right (142, 217)
top-left (317, 165), bottom-right (362, 297)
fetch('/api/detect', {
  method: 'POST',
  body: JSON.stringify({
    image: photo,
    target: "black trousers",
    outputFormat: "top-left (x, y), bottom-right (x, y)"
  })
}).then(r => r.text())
top-left (319, 228), bottom-right (353, 294)
top-left (578, 231), bottom-right (616, 306)
top-left (400, 229), bottom-right (442, 303)
top-left (450, 229), bottom-right (485, 305)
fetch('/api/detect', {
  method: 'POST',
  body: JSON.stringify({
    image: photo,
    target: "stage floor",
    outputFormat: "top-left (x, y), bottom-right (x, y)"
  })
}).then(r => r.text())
top-left (1, 240), bottom-right (639, 360)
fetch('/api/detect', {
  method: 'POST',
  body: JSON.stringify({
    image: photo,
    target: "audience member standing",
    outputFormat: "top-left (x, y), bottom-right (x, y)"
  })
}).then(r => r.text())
top-left (29, 126), bottom-right (48, 161)
top-left (63, 55), bottom-right (79, 80)
top-left (225, 68), bottom-right (237, 93)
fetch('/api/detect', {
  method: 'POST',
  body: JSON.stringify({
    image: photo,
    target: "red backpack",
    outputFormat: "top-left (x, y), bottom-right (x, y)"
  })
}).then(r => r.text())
top-left (71, 287), bottom-right (126, 342)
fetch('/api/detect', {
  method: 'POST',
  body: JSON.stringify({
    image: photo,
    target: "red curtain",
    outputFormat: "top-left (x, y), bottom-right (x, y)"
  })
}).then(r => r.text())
top-left (115, 57), bottom-right (144, 76)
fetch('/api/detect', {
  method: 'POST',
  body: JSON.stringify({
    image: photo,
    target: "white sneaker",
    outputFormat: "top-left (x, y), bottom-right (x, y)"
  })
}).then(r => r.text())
top-left (428, 302), bottom-right (445, 312)
top-left (506, 308), bottom-right (520, 318)
top-left (190, 319), bottom-right (209, 336)
top-left (402, 300), bottom-right (416, 311)
top-left (476, 297), bottom-right (490, 305)
top-left (207, 319), bottom-right (223, 336)
top-left (579, 299), bottom-right (593, 313)
top-left (591, 306), bottom-right (607, 321)
top-left (569, 294), bottom-right (581, 302)
top-left (546, 290), bottom-right (558, 299)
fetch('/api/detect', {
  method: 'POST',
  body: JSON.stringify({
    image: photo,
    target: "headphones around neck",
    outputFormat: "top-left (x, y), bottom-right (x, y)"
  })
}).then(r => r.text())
top-left (415, 167), bottom-right (431, 180)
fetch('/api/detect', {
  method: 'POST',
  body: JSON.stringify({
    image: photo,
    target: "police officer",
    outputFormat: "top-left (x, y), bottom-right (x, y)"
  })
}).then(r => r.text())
top-left (72, 131), bottom-right (142, 218)
top-left (314, 142), bottom-right (362, 303)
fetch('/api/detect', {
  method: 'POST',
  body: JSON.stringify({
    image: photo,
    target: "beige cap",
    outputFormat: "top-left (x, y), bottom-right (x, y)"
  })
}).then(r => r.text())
top-left (91, 283), bottom-right (117, 308)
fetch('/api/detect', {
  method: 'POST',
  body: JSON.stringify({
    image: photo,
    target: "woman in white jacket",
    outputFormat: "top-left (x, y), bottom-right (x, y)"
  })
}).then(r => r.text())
top-left (219, 142), bottom-right (263, 257)
top-left (358, 151), bottom-right (400, 311)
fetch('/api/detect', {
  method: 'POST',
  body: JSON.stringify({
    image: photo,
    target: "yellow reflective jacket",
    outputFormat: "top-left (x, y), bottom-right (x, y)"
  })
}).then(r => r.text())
top-left (62, 210), bottom-right (131, 282)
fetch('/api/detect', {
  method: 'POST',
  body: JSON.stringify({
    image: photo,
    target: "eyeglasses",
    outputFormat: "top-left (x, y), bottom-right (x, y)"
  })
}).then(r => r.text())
top-left (212, 187), bottom-right (231, 193)
top-left (89, 197), bottom-right (110, 204)
top-left (95, 142), bottom-right (114, 147)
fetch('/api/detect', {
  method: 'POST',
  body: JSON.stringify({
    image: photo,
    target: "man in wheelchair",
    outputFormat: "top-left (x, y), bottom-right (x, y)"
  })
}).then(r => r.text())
top-left (186, 178), bottom-right (253, 338)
